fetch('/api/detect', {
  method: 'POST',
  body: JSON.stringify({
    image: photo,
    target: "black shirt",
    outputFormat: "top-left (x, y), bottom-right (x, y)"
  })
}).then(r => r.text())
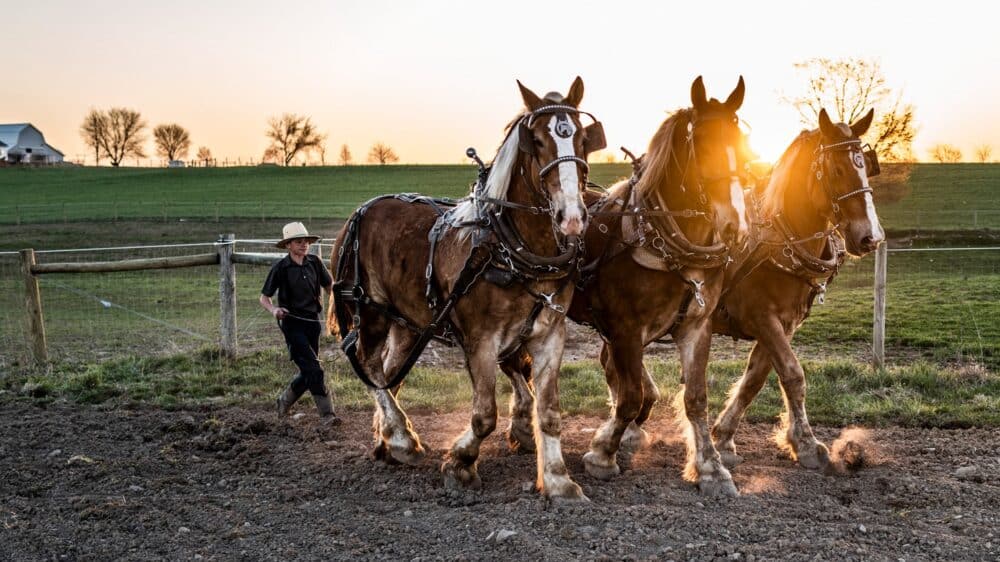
top-left (261, 254), bottom-right (333, 319)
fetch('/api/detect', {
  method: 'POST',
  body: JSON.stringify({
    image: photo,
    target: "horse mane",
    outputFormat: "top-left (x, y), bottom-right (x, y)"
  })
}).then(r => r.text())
top-left (633, 108), bottom-right (692, 202)
top-left (450, 113), bottom-right (527, 227)
top-left (758, 129), bottom-right (819, 219)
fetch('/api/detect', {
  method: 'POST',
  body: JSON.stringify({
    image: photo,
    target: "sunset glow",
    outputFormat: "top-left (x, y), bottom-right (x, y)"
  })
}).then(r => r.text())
top-left (1, 0), bottom-right (997, 165)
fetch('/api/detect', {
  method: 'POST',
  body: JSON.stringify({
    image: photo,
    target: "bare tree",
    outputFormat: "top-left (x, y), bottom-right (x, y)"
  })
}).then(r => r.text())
top-left (93, 108), bottom-right (147, 167)
top-left (367, 142), bottom-right (399, 165)
top-left (265, 114), bottom-right (324, 166)
top-left (783, 57), bottom-right (917, 162)
top-left (79, 109), bottom-right (107, 166)
top-left (338, 144), bottom-right (353, 165)
top-left (316, 138), bottom-right (328, 166)
top-left (974, 144), bottom-right (993, 163)
top-left (929, 144), bottom-right (962, 163)
top-left (153, 124), bottom-right (191, 162)
top-left (196, 146), bottom-right (213, 167)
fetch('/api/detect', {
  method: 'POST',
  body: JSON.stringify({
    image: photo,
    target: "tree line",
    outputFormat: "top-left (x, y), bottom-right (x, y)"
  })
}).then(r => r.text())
top-left (78, 57), bottom-right (993, 167)
top-left (79, 110), bottom-right (399, 167)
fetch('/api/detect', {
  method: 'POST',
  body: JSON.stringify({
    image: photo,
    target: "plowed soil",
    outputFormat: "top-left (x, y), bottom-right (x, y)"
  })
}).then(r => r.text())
top-left (2, 400), bottom-right (998, 561)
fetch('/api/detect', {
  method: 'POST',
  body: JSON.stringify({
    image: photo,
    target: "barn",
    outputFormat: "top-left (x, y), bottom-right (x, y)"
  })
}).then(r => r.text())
top-left (0, 123), bottom-right (64, 164)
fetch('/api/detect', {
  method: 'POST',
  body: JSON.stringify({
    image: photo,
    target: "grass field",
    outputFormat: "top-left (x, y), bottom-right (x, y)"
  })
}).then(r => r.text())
top-left (0, 163), bottom-right (997, 426)
top-left (0, 163), bottom-right (632, 224)
top-left (1, 163), bottom-right (997, 229)
top-left (7, 348), bottom-right (999, 428)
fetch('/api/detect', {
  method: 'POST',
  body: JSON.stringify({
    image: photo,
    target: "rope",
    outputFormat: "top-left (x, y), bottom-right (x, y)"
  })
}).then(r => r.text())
top-left (39, 278), bottom-right (213, 342)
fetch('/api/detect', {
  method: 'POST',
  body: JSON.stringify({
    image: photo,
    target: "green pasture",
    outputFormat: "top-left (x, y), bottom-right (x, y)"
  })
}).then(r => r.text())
top-left (875, 164), bottom-right (1000, 230)
top-left (0, 163), bottom-right (997, 229)
top-left (0, 163), bottom-right (632, 224)
top-left (7, 349), bottom-right (999, 428)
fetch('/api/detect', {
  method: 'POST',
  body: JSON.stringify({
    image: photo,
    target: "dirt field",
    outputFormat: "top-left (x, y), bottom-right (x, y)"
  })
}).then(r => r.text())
top-left (2, 399), bottom-right (998, 561)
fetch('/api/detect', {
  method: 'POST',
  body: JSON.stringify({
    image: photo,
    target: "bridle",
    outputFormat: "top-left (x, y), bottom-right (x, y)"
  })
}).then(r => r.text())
top-left (811, 138), bottom-right (880, 221)
top-left (727, 136), bottom-right (879, 303)
top-left (473, 104), bottom-right (603, 220)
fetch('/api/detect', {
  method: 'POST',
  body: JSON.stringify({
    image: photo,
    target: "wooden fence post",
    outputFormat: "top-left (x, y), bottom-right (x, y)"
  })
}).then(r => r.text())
top-left (873, 243), bottom-right (887, 369)
top-left (218, 234), bottom-right (237, 360)
top-left (19, 249), bottom-right (48, 365)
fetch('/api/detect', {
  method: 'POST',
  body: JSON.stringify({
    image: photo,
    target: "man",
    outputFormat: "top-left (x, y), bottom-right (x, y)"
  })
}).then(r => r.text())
top-left (260, 221), bottom-right (340, 423)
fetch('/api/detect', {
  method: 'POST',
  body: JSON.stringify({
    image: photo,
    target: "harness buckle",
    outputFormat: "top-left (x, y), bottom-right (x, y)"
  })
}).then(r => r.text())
top-left (539, 292), bottom-right (566, 314)
top-left (689, 279), bottom-right (706, 307)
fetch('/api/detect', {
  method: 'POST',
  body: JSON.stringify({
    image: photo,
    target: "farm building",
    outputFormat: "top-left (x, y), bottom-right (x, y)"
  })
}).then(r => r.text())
top-left (0, 123), bottom-right (64, 164)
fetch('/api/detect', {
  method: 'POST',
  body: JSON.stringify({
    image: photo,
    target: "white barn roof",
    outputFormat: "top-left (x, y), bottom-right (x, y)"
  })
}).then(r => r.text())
top-left (0, 123), bottom-right (64, 159)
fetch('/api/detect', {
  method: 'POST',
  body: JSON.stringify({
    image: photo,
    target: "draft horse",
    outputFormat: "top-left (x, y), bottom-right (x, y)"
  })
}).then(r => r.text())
top-left (504, 76), bottom-right (751, 496)
top-left (330, 78), bottom-right (606, 500)
top-left (619, 108), bottom-right (885, 477)
top-left (710, 108), bottom-right (885, 470)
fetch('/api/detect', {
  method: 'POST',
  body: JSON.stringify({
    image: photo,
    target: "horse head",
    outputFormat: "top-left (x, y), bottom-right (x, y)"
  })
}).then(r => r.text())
top-left (515, 77), bottom-right (603, 237)
top-left (815, 108), bottom-right (885, 256)
top-left (689, 75), bottom-right (750, 244)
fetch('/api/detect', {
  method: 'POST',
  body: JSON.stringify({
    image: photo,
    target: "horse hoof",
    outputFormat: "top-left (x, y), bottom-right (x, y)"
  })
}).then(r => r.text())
top-left (389, 443), bottom-right (425, 466)
top-left (547, 482), bottom-right (589, 503)
top-left (506, 429), bottom-right (535, 454)
top-left (798, 442), bottom-right (830, 471)
top-left (371, 441), bottom-right (400, 465)
top-left (582, 451), bottom-right (620, 481)
top-left (719, 449), bottom-right (743, 470)
top-left (619, 426), bottom-right (650, 455)
top-left (698, 477), bottom-right (739, 498)
top-left (441, 462), bottom-right (482, 490)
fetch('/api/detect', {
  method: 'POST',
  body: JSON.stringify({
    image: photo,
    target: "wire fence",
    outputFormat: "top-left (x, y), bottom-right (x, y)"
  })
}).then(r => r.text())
top-left (2, 242), bottom-right (998, 372)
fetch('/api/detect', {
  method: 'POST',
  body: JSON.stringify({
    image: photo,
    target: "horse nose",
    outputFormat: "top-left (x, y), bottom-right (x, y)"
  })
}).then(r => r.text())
top-left (861, 235), bottom-right (879, 253)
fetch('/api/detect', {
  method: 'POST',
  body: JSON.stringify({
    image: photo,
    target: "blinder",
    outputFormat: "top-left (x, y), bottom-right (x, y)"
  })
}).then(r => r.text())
top-left (862, 146), bottom-right (880, 177)
top-left (584, 121), bottom-right (607, 154)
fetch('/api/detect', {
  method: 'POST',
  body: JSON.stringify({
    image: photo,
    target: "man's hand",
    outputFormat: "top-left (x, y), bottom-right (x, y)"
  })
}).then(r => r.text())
top-left (272, 307), bottom-right (289, 320)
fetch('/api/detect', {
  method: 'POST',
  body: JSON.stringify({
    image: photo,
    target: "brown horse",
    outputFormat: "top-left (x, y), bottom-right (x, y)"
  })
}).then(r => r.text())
top-left (330, 78), bottom-right (604, 500)
top-left (708, 108), bottom-right (885, 471)
top-left (504, 76), bottom-right (750, 496)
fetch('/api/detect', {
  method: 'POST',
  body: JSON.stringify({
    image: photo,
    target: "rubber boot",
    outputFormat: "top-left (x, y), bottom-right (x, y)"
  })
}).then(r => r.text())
top-left (276, 386), bottom-right (304, 418)
top-left (313, 394), bottom-right (342, 426)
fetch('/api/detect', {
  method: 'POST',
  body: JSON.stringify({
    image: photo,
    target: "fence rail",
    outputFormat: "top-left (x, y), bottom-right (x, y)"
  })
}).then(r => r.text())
top-left (12, 237), bottom-right (303, 366)
top-left (4, 239), bottom-right (998, 372)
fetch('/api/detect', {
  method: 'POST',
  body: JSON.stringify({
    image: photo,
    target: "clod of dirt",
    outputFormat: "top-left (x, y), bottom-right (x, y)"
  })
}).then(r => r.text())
top-left (827, 427), bottom-right (872, 475)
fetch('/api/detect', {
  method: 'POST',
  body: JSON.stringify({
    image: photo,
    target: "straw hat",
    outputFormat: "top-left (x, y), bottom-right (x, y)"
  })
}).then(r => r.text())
top-left (276, 222), bottom-right (321, 248)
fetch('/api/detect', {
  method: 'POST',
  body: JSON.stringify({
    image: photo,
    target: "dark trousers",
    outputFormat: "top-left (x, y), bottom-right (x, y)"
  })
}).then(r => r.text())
top-left (280, 316), bottom-right (328, 396)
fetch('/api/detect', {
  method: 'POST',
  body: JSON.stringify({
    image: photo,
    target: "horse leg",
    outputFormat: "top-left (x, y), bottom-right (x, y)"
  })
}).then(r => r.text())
top-left (757, 323), bottom-right (829, 470)
top-left (711, 342), bottom-right (772, 468)
top-left (500, 349), bottom-right (536, 454)
top-left (622, 363), bottom-right (658, 455)
top-left (441, 342), bottom-right (498, 490)
top-left (583, 339), bottom-right (643, 481)
top-left (529, 323), bottom-right (587, 501)
top-left (675, 319), bottom-right (738, 497)
top-left (370, 325), bottom-right (426, 466)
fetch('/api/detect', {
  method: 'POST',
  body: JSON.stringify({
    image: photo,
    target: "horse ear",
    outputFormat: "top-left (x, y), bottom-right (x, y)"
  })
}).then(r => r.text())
top-left (690, 76), bottom-right (708, 109)
top-left (517, 80), bottom-right (544, 111)
top-left (851, 108), bottom-right (875, 138)
top-left (724, 76), bottom-right (745, 111)
top-left (565, 76), bottom-right (584, 107)
top-left (818, 108), bottom-right (838, 139)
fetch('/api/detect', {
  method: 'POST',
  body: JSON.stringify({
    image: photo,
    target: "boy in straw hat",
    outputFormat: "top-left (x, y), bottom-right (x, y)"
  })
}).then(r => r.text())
top-left (259, 221), bottom-right (340, 423)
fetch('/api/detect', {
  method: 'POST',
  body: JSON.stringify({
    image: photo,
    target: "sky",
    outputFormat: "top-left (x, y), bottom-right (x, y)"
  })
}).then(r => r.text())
top-left (2, 0), bottom-right (998, 164)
